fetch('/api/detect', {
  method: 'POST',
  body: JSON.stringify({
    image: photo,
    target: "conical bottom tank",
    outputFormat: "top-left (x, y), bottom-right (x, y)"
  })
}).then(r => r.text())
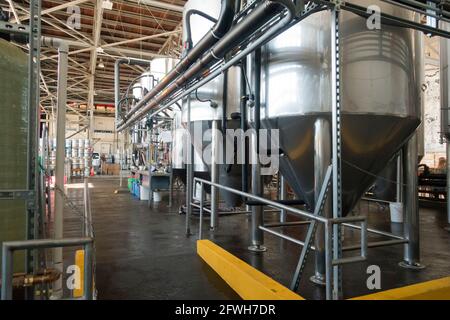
top-left (260, 2), bottom-right (423, 215)
top-left (266, 113), bottom-right (419, 214)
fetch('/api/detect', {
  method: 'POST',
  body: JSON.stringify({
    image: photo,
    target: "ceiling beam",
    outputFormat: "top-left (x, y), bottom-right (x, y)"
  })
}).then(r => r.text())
top-left (12, 0), bottom-right (92, 23)
top-left (87, 0), bottom-right (105, 137)
top-left (125, 0), bottom-right (184, 13)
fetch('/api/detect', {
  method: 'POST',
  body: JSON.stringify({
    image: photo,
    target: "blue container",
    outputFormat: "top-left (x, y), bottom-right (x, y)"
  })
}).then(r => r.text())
top-left (133, 182), bottom-right (140, 198)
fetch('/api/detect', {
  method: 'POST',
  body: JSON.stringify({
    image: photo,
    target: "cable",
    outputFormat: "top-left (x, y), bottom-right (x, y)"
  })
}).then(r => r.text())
top-left (342, 159), bottom-right (408, 187)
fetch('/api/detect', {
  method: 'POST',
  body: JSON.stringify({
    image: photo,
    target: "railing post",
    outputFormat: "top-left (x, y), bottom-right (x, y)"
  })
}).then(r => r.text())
top-left (325, 221), bottom-right (333, 300)
top-left (1, 245), bottom-right (13, 300)
top-left (199, 181), bottom-right (204, 240)
top-left (83, 242), bottom-right (94, 300)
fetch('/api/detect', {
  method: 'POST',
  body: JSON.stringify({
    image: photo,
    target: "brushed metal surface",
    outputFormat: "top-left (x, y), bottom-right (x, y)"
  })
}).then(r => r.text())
top-left (182, 0), bottom-right (241, 123)
top-left (260, 2), bottom-right (422, 215)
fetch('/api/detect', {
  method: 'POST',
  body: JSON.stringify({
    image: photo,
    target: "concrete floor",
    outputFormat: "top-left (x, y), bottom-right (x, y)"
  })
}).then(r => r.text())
top-left (63, 177), bottom-right (450, 300)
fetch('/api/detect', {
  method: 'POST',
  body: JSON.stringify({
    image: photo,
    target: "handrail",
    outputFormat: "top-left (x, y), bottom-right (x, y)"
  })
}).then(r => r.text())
top-left (1, 238), bottom-right (94, 300)
top-left (192, 176), bottom-right (367, 252)
top-left (193, 177), bottom-right (363, 226)
top-left (192, 174), bottom-right (368, 300)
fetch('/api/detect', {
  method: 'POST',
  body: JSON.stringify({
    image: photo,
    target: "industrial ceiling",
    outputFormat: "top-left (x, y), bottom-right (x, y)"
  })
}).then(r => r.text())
top-left (0, 0), bottom-right (187, 116)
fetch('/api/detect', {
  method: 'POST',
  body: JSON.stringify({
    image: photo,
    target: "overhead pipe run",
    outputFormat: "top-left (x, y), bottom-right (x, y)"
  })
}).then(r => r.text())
top-left (117, 0), bottom-right (296, 132)
top-left (118, 0), bottom-right (236, 126)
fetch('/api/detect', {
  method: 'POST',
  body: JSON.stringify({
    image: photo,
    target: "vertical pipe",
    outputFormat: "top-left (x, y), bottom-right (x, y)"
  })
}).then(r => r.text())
top-left (114, 59), bottom-right (122, 130)
top-left (83, 179), bottom-right (89, 237)
top-left (396, 152), bottom-right (403, 203)
top-left (280, 176), bottom-right (287, 223)
top-left (199, 182), bottom-right (204, 240)
top-left (248, 49), bottom-right (265, 252)
top-left (1, 246), bottom-right (13, 300)
top-left (114, 60), bottom-right (121, 158)
top-left (311, 118), bottom-right (331, 286)
top-left (249, 130), bottom-right (265, 251)
top-left (210, 120), bottom-right (220, 230)
top-left (186, 96), bottom-right (193, 236)
top-left (400, 133), bottom-right (424, 269)
top-left (324, 222), bottom-right (332, 300)
top-left (52, 42), bottom-right (69, 299)
top-left (148, 127), bottom-right (153, 207)
top-left (240, 60), bottom-right (248, 195)
top-left (83, 242), bottom-right (93, 300)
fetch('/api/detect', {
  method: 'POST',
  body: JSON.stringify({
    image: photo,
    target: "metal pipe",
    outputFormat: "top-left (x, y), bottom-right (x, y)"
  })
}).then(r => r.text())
top-left (2, 238), bottom-right (93, 300)
top-left (312, 118), bottom-right (331, 286)
top-left (249, 48), bottom-right (265, 252)
top-left (264, 221), bottom-right (310, 228)
top-left (400, 133), bottom-right (424, 269)
top-left (1, 244), bottom-right (13, 300)
top-left (280, 176), bottom-right (287, 223)
top-left (117, 0), bottom-right (296, 131)
top-left (186, 96), bottom-right (193, 236)
top-left (83, 239), bottom-right (93, 300)
top-left (210, 120), bottom-right (220, 230)
top-left (343, 223), bottom-right (405, 240)
top-left (199, 182), bottom-right (204, 240)
top-left (240, 60), bottom-right (249, 195)
top-left (119, 0), bottom-right (236, 124)
top-left (396, 152), bottom-right (403, 203)
top-left (0, 269), bottom-right (61, 288)
top-left (185, 9), bottom-right (218, 51)
top-left (118, 0), bottom-right (300, 130)
top-left (41, 36), bottom-right (69, 299)
top-left (194, 177), bottom-right (329, 223)
top-left (325, 222), bottom-right (332, 300)
top-left (191, 203), bottom-right (279, 215)
top-left (114, 57), bottom-right (152, 127)
top-left (259, 226), bottom-right (311, 248)
top-left (343, 239), bottom-right (408, 252)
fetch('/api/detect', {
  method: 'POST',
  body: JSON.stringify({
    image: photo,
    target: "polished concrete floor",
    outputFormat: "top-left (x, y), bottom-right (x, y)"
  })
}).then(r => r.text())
top-left (63, 177), bottom-right (450, 300)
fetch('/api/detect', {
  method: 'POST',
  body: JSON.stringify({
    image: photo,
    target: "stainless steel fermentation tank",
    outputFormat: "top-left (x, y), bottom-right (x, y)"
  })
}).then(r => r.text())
top-left (182, 0), bottom-right (244, 207)
top-left (259, 2), bottom-right (423, 217)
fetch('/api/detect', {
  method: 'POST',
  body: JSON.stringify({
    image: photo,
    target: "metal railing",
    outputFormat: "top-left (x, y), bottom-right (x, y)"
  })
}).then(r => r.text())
top-left (192, 166), bottom-right (368, 299)
top-left (1, 238), bottom-right (94, 300)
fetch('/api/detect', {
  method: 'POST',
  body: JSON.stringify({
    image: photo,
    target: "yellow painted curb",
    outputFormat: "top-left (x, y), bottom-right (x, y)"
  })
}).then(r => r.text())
top-left (197, 240), bottom-right (304, 300)
top-left (352, 277), bottom-right (450, 300)
top-left (74, 250), bottom-right (84, 298)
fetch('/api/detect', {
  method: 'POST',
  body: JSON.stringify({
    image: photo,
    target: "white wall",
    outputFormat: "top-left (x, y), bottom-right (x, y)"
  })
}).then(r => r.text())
top-left (422, 67), bottom-right (446, 168)
top-left (51, 114), bottom-right (120, 155)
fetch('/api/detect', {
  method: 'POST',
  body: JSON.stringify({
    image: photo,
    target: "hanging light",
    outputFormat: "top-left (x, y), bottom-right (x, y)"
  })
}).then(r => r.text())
top-left (98, 59), bottom-right (105, 69)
